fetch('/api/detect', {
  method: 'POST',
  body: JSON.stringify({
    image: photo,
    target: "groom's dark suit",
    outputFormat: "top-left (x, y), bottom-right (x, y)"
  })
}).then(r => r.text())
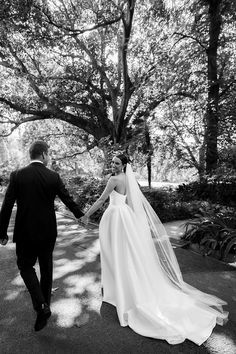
top-left (0, 161), bottom-right (83, 310)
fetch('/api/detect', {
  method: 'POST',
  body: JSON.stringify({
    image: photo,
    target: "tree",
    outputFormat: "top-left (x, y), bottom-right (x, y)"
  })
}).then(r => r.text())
top-left (0, 0), bottom-right (160, 145)
top-left (152, 99), bottom-right (205, 179)
top-left (0, 0), bottom-right (235, 179)
top-left (166, 0), bottom-right (236, 174)
top-left (0, 2), bottom-right (201, 140)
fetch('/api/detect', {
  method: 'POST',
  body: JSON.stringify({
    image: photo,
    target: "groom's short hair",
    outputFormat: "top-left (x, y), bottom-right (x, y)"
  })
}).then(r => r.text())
top-left (29, 140), bottom-right (49, 159)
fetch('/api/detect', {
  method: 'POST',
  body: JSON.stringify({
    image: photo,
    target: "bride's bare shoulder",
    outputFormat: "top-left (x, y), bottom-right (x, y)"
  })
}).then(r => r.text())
top-left (108, 174), bottom-right (125, 186)
top-left (106, 175), bottom-right (119, 185)
top-left (109, 175), bottom-right (118, 182)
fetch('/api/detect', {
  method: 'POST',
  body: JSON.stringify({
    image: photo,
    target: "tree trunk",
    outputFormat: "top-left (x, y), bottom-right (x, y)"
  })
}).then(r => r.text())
top-left (198, 144), bottom-right (206, 181)
top-left (205, 0), bottom-right (222, 174)
top-left (144, 122), bottom-right (153, 188)
top-left (147, 154), bottom-right (152, 189)
top-left (113, 0), bottom-right (135, 144)
top-left (0, 139), bottom-right (9, 164)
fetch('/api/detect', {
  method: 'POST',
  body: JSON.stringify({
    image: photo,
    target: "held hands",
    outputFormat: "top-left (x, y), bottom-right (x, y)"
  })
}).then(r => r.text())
top-left (78, 215), bottom-right (98, 230)
top-left (78, 215), bottom-right (90, 227)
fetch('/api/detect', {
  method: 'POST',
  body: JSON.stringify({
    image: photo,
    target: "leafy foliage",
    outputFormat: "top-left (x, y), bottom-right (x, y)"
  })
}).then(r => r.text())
top-left (57, 174), bottom-right (108, 221)
top-left (0, 0), bottom-right (170, 146)
top-left (60, 177), bottom-right (205, 224)
top-left (177, 173), bottom-right (236, 206)
top-left (0, 0), bottom-right (236, 180)
top-left (182, 207), bottom-right (236, 260)
top-left (143, 187), bottom-right (193, 222)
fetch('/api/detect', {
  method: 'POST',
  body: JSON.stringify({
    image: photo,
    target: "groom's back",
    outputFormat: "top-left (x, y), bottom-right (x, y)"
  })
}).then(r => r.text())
top-left (13, 162), bottom-right (59, 242)
top-left (15, 163), bottom-right (58, 206)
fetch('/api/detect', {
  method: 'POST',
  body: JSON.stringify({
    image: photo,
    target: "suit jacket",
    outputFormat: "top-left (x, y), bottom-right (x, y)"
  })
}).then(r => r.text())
top-left (0, 162), bottom-right (83, 244)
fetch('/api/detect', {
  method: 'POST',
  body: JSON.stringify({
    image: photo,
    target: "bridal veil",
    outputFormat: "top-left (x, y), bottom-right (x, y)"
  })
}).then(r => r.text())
top-left (125, 163), bottom-right (228, 324)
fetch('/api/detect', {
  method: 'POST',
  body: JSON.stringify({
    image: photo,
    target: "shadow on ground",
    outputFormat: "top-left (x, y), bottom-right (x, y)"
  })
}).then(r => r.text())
top-left (0, 211), bottom-right (236, 353)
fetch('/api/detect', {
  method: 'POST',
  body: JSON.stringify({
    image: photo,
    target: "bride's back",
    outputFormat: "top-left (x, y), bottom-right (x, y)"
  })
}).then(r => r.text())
top-left (113, 173), bottom-right (126, 195)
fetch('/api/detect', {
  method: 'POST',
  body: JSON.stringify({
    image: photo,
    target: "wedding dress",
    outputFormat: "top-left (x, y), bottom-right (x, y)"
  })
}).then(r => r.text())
top-left (99, 165), bottom-right (228, 345)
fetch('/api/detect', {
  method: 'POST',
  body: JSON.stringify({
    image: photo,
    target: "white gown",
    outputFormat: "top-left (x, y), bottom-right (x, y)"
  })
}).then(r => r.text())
top-left (99, 189), bottom-right (228, 345)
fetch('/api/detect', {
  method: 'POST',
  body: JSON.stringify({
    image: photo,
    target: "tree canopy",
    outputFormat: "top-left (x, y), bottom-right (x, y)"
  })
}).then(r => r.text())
top-left (0, 0), bottom-right (236, 177)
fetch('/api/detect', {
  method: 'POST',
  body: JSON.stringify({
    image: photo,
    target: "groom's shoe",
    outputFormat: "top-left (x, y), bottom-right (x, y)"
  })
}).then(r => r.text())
top-left (34, 303), bottom-right (51, 332)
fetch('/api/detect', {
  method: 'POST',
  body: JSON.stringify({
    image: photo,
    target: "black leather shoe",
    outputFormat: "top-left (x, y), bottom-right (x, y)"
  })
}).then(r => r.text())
top-left (34, 303), bottom-right (51, 332)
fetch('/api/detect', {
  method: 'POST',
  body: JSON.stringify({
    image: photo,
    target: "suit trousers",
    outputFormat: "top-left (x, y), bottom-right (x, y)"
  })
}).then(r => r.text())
top-left (16, 239), bottom-right (55, 311)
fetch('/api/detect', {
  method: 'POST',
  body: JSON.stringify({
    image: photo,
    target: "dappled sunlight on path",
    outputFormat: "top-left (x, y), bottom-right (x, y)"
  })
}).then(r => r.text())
top-left (205, 329), bottom-right (236, 354)
top-left (0, 210), bottom-right (235, 353)
top-left (49, 213), bottom-right (101, 329)
top-left (163, 219), bottom-right (190, 240)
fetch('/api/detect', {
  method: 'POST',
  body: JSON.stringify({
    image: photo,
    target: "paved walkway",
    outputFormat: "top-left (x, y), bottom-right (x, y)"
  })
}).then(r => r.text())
top-left (0, 203), bottom-right (236, 353)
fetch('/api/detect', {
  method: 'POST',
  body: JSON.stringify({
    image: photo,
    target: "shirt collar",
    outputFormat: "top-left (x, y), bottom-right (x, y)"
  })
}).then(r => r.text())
top-left (30, 160), bottom-right (44, 164)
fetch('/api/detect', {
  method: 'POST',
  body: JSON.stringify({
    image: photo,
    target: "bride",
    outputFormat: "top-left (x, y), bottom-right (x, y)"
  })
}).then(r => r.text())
top-left (79, 154), bottom-right (228, 345)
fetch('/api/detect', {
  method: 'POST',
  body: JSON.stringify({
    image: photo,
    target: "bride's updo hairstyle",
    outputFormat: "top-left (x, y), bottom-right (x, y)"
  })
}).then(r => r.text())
top-left (115, 154), bottom-right (129, 173)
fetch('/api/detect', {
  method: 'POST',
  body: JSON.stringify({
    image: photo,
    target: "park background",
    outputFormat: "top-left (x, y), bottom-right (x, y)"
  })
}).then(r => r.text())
top-left (0, 0), bottom-right (236, 262)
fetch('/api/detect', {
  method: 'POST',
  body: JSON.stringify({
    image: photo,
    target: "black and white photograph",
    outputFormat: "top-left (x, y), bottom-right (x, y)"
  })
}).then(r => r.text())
top-left (0, 1), bottom-right (235, 353)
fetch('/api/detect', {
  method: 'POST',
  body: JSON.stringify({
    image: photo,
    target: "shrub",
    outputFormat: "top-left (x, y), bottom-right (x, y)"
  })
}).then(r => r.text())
top-left (58, 177), bottom-right (197, 223)
top-left (73, 177), bottom-right (108, 221)
top-left (141, 188), bottom-right (196, 222)
top-left (177, 175), bottom-right (236, 206)
top-left (56, 175), bottom-right (108, 222)
top-left (58, 175), bottom-right (236, 227)
top-left (0, 168), bottom-right (10, 186)
top-left (182, 207), bottom-right (236, 260)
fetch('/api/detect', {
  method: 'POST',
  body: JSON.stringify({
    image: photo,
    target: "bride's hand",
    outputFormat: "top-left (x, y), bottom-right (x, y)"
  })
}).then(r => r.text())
top-left (78, 215), bottom-right (90, 227)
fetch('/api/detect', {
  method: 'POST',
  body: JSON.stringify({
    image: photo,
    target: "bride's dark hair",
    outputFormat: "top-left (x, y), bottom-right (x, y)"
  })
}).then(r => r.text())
top-left (115, 154), bottom-right (129, 173)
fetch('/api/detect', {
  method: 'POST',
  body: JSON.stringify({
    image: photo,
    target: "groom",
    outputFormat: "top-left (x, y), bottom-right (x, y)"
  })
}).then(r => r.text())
top-left (0, 140), bottom-right (84, 331)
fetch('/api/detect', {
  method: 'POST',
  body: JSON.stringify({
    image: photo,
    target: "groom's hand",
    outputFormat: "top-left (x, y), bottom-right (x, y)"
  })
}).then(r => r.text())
top-left (0, 234), bottom-right (9, 246)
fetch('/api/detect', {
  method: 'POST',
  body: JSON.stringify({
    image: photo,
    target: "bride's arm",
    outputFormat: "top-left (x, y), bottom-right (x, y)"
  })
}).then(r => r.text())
top-left (83, 177), bottom-right (117, 219)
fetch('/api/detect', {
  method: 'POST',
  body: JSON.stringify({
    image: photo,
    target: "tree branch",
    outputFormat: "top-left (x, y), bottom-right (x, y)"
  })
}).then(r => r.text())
top-left (72, 36), bottom-right (117, 110)
top-left (172, 91), bottom-right (197, 100)
top-left (173, 32), bottom-right (207, 51)
top-left (6, 43), bottom-right (49, 104)
top-left (169, 116), bottom-right (200, 170)
top-left (0, 96), bottom-right (110, 139)
top-left (0, 97), bottom-right (51, 116)
top-left (36, 4), bottom-right (122, 35)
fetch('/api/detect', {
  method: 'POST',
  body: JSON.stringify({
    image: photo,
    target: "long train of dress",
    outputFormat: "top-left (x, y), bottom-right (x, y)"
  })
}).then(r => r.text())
top-left (99, 190), bottom-right (228, 345)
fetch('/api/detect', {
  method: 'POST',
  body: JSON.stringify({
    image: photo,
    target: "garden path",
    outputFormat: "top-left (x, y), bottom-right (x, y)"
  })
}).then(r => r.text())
top-left (0, 196), bottom-right (236, 354)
